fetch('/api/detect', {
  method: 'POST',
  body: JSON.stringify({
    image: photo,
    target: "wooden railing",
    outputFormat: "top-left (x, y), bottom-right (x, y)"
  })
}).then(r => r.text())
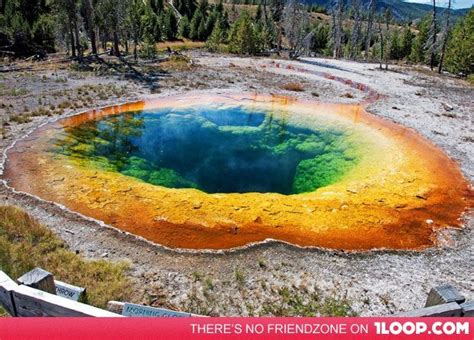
top-left (0, 270), bottom-right (119, 317)
top-left (394, 284), bottom-right (473, 317)
top-left (0, 268), bottom-right (472, 317)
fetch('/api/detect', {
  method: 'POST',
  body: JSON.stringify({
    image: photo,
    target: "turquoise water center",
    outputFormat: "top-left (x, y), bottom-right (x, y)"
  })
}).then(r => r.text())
top-left (54, 105), bottom-right (360, 194)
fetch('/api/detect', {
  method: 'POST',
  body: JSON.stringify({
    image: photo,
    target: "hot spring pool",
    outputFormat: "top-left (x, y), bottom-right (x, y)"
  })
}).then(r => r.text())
top-left (55, 105), bottom-right (359, 195)
top-left (3, 93), bottom-right (471, 250)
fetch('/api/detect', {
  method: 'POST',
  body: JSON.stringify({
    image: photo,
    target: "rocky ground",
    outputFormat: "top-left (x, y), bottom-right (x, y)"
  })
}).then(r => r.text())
top-left (0, 52), bottom-right (472, 316)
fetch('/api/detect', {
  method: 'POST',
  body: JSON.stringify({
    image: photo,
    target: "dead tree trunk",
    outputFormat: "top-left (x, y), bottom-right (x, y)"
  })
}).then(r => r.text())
top-left (378, 18), bottom-right (384, 69)
top-left (350, 0), bottom-right (362, 59)
top-left (332, 0), bottom-right (344, 59)
top-left (428, 0), bottom-right (437, 70)
top-left (364, 0), bottom-right (376, 60)
top-left (438, 0), bottom-right (451, 73)
top-left (384, 10), bottom-right (391, 70)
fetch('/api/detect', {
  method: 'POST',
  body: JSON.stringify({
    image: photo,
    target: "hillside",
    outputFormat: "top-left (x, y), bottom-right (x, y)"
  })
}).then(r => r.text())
top-left (304, 0), bottom-right (470, 21)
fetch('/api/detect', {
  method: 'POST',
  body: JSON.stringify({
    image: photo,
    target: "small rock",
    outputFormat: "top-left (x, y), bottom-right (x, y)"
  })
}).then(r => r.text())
top-left (441, 102), bottom-right (454, 111)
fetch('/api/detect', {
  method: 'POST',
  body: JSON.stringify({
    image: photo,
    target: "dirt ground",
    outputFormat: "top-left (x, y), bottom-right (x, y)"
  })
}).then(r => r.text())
top-left (0, 52), bottom-right (472, 316)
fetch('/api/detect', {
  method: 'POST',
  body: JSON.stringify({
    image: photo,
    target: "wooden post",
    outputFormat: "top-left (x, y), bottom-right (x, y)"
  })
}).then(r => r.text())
top-left (0, 271), bottom-right (18, 316)
top-left (107, 301), bottom-right (125, 314)
top-left (17, 268), bottom-right (56, 295)
top-left (395, 302), bottom-right (462, 317)
top-left (12, 285), bottom-right (121, 317)
top-left (460, 301), bottom-right (474, 317)
top-left (425, 284), bottom-right (465, 307)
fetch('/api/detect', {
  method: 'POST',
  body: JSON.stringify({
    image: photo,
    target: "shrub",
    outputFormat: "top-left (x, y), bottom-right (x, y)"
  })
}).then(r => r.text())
top-left (281, 82), bottom-right (304, 92)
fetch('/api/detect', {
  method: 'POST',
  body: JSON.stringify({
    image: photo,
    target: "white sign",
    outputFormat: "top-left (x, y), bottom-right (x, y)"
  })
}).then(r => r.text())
top-left (54, 280), bottom-right (85, 301)
top-left (122, 303), bottom-right (191, 317)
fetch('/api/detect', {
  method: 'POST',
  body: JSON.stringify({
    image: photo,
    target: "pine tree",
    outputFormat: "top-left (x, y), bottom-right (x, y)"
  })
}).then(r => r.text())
top-left (228, 12), bottom-right (260, 55)
top-left (409, 15), bottom-right (429, 63)
top-left (311, 23), bottom-right (329, 54)
top-left (189, 9), bottom-right (203, 40)
top-left (141, 32), bottom-right (157, 58)
top-left (216, 0), bottom-right (224, 13)
top-left (444, 9), bottom-right (474, 76)
top-left (179, 15), bottom-right (191, 38)
top-left (389, 29), bottom-right (401, 60)
top-left (256, 4), bottom-right (263, 21)
top-left (197, 17), bottom-right (206, 40)
top-left (204, 11), bottom-right (218, 39)
top-left (142, 4), bottom-right (162, 42)
top-left (164, 10), bottom-right (178, 40)
top-left (206, 21), bottom-right (224, 52)
top-left (127, 0), bottom-right (145, 60)
top-left (400, 25), bottom-right (413, 60)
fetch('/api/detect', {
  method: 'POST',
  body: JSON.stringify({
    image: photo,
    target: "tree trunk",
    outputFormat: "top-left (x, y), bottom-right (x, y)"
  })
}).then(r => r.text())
top-left (385, 17), bottom-right (390, 70)
top-left (73, 17), bottom-right (82, 57)
top-left (69, 25), bottom-right (76, 58)
top-left (84, 0), bottom-right (97, 55)
top-left (113, 31), bottom-right (120, 57)
top-left (378, 20), bottom-right (384, 69)
top-left (364, 0), bottom-right (376, 60)
top-left (134, 39), bottom-right (138, 61)
top-left (332, 0), bottom-right (343, 59)
top-left (350, 0), bottom-right (362, 59)
top-left (124, 33), bottom-right (129, 54)
top-left (438, 0), bottom-right (450, 73)
top-left (429, 0), bottom-right (437, 70)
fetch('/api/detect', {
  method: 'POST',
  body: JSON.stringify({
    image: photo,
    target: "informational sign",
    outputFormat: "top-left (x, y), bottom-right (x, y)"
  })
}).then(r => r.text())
top-left (54, 280), bottom-right (86, 302)
top-left (122, 303), bottom-right (191, 317)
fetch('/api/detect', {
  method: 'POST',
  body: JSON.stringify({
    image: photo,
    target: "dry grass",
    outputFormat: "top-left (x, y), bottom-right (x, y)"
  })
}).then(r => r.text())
top-left (467, 74), bottom-right (474, 85)
top-left (156, 40), bottom-right (205, 53)
top-left (0, 206), bottom-right (131, 310)
top-left (281, 82), bottom-right (305, 92)
top-left (9, 114), bottom-right (32, 124)
top-left (160, 55), bottom-right (193, 72)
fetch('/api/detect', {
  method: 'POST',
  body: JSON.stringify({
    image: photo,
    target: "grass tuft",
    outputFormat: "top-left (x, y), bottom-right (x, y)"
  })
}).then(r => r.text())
top-left (261, 286), bottom-right (356, 317)
top-left (0, 205), bottom-right (131, 310)
top-left (281, 82), bottom-right (305, 92)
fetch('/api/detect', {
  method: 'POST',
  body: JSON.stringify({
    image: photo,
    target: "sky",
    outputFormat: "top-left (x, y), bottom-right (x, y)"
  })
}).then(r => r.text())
top-left (404, 0), bottom-right (474, 9)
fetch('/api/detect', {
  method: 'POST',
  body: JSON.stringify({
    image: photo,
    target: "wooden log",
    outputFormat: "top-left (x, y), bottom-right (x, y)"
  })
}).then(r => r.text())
top-left (17, 268), bottom-right (56, 295)
top-left (395, 302), bottom-right (462, 317)
top-left (0, 271), bottom-right (18, 316)
top-left (425, 284), bottom-right (465, 307)
top-left (460, 301), bottom-right (474, 317)
top-left (12, 285), bottom-right (122, 317)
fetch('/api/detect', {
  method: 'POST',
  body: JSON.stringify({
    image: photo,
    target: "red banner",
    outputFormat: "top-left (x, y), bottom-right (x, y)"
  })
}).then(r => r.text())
top-left (0, 317), bottom-right (472, 340)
